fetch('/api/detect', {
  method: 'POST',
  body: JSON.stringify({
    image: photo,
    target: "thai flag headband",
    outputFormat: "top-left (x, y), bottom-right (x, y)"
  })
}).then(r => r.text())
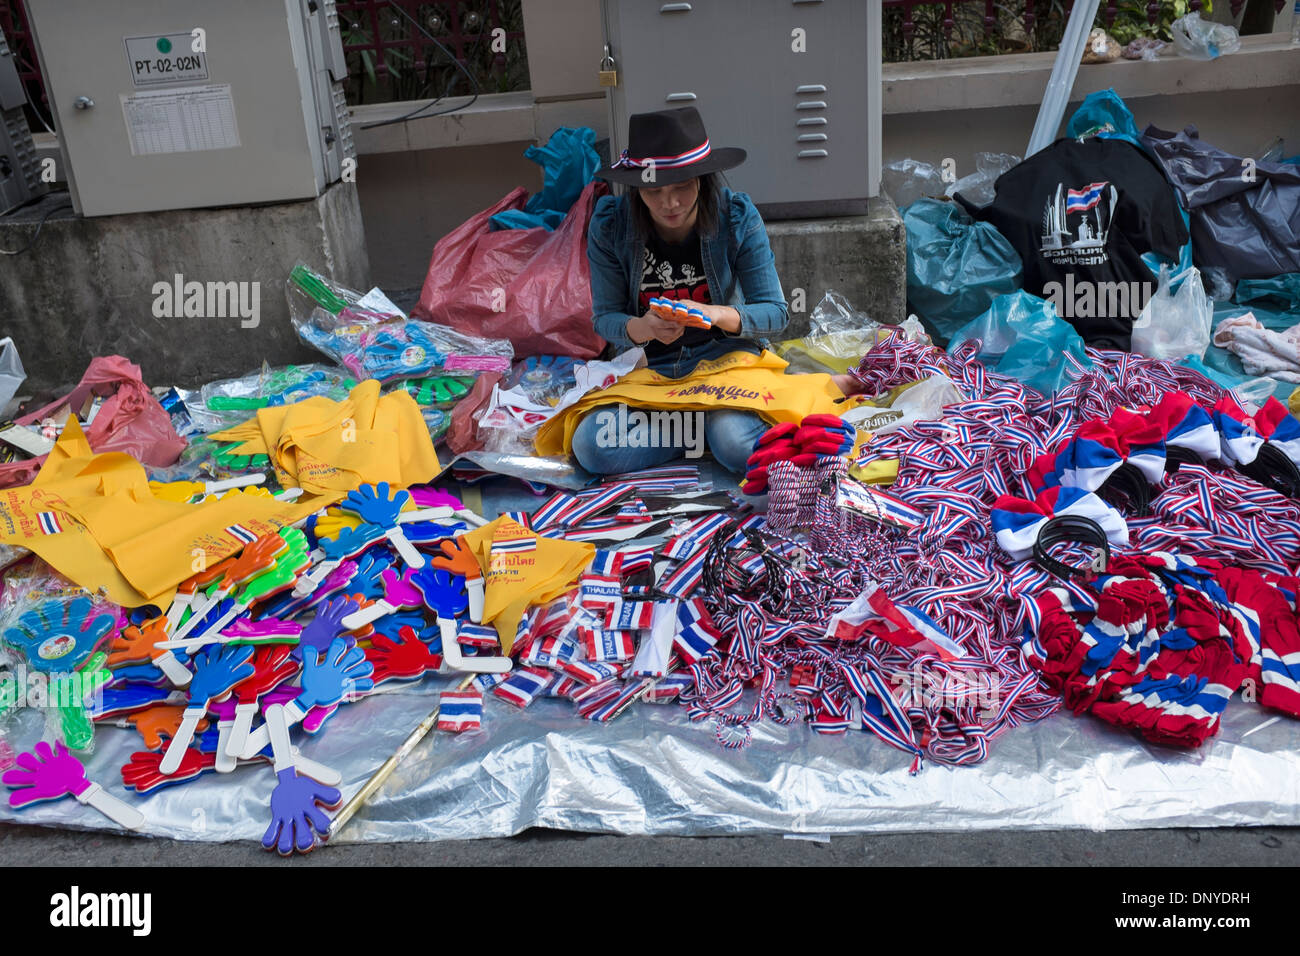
top-left (612, 139), bottom-right (711, 170)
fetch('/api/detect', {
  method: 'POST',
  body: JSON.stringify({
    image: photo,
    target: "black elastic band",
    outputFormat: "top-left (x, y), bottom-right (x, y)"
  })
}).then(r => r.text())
top-left (1239, 443), bottom-right (1300, 499)
top-left (1164, 445), bottom-right (1203, 474)
top-left (1033, 515), bottom-right (1110, 579)
top-left (1097, 461), bottom-right (1151, 516)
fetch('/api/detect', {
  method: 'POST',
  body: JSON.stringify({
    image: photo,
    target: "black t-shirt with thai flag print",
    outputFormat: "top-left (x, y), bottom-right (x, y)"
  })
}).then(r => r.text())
top-left (959, 137), bottom-right (1189, 350)
top-left (638, 227), bottom-right (732, 363)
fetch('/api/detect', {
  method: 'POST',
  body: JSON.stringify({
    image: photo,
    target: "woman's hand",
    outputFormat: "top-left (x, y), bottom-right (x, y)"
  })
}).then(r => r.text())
top-left (627, 312), bottom-right (685, 346)
top-left (691, 303), bottom-right (742, 334)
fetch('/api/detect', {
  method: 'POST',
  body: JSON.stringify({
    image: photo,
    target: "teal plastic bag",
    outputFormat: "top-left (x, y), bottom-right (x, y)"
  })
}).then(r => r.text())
top-left (905, 199), bottom-right (1023, 344)
top-left (1234, 273), bottom-right (1300, 318)
top-left (948, 290), bottom-right (1092, 395)
top-left (490, 127), bottom-right (600, 231)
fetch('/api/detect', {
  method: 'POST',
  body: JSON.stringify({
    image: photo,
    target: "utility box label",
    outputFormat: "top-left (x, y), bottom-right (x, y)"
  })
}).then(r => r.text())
top-left (124, 34), bottom-right (209, 87)
top-left (121, 84), bottom-right (240, 155)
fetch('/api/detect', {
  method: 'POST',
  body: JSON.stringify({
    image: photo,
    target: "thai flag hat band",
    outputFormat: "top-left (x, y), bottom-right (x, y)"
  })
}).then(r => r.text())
top-left (595, 107), bottom-right (747, 187)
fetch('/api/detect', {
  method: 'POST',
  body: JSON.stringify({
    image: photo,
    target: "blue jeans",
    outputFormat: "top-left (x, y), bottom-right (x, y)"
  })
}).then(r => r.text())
top-left (571, 405), bottom-right (766, 476)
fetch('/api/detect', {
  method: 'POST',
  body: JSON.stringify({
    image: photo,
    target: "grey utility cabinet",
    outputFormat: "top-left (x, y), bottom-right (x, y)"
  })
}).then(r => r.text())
top-left (600, 0), bottom-right (881, 218)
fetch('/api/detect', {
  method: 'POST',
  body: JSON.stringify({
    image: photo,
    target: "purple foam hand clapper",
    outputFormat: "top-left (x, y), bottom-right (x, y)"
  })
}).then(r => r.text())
top-left (295, 595), bottom-right (360, 661)
top-left (341, 482), bottom-right (426, 570)
top-left (262, 767), bottom-right (340, 856)
top-left (240, 637), bottom-right (374, 760)
top-left (413, 567), bottom-right (511, 674)
top-left (159, 644), bottom-right (255, 775)
top-left (341, 567), bottom-right (423, 630)
top-left (272, 559), bottom-right (359, 619)
top-left (294, 524), bottom-right (388, 598)
top-left (3, 741), bottom-right (144, 830)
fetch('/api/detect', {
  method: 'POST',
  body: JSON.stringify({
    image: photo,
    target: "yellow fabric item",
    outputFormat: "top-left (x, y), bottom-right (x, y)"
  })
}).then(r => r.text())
top-left (848, 458), bottom-right (900, 485)
top-left (1289, 387), bottom-right (1300, 420)
top-left (210, 380), bottom-right (441, 494)
top-left (0, 418), bottom-right (324, 608)
top-left (535, 350), bottom-right (850, 457)
top-left (458, 517), bottom-right (594, 654)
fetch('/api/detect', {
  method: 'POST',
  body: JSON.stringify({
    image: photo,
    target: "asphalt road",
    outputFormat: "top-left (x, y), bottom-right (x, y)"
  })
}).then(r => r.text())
top-left (3, 821), bottom-right (1298, 866)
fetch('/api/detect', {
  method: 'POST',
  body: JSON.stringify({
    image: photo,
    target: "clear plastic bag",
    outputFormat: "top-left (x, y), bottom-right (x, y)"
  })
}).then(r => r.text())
top-left (882, 159), bottom-right (948, 211)
top-left (1131, 264), bottom-right (1213, 361)
top-left (1201, 266), bottom-right (1237, 304)
top-left (0, 337), bottom-right (27, 416)
top-left (1170, 12), bottom-right (1240, 60)
top-left (296, 314), bottom-right (514, 383)
top-left (946, 152), bottom-right (1021, 209)
top-left (183, 363), bottom-right (356, 434)
top-left (778, 297), bottom-right (930, 375)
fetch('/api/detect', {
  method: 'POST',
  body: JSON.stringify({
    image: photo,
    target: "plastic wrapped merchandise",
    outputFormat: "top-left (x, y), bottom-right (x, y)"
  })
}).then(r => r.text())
top-left (296, 315), bottom-right (514, 384)
top-left (184, 363), bottom-right (355, 434)
top-left (882, 159), bottom-right (948, 211)
top-left (946, 152), bottom-right (1021, 209)
top-left (1131, 265), bottom-right (1213, 361)
top-left (947, 290), bottom-right (1091, 395)
top-left (1170, 12), bottom-right (1240, 60)
top-left (1080, 28), bottom-right (1121, 63)
top-left (0, 338), bottom-right (26, 416)
top-left (904, 199), bottom-right (1024, 345)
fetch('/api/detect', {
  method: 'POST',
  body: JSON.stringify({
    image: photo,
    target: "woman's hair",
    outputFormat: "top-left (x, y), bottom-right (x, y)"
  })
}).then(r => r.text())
top-left (620, 172), bottom-right (723, 241)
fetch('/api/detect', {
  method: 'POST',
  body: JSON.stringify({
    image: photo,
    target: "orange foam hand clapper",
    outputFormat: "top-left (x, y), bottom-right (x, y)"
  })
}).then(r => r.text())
top-left (166, 534), bottom-right (289, 644)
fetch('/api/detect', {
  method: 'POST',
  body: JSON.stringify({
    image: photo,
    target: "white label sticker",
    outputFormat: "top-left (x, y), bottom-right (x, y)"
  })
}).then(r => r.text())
top-left (121, 84), bottom-right (240, 156)
top-left (124, 34), bottom-right (209, 87)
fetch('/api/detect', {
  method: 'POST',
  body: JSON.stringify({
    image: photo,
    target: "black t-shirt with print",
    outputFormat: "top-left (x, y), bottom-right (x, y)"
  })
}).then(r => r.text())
top-left (960, 137), bottom-right (1189, 350)
top-left (637, 227), bottom-right (734, 363)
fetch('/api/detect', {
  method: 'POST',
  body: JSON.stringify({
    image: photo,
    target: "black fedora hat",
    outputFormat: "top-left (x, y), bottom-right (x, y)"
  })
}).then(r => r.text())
top-left (595, 106), bottom-right (746, 187)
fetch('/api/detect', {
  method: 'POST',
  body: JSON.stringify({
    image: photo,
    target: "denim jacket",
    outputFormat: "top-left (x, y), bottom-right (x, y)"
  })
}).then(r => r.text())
top-left (587, 186), bottom-right (788, 377)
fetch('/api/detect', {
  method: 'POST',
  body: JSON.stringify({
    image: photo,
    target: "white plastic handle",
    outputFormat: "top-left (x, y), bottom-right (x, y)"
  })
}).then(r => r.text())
top-left (340, 601), bottom-right (393, 631)
top-left (291, 749), bottom-right (341, 787)
top-left (265, 703), bottom-right (294, 772)
top-left (398, 506), bottom-right (454, 524)
top-left (467, 578), bottom-right (485, 624)
top-left (164, 593), bottom-right (192, 632)
top-left (293, 556), bottom-right (338, 598)
top-left (155, 650), bottom-right (193, 687)
top-left (240, 700), bottom-right (306, 760)
top-left (204, 473), bottom-right (266, 495)
top-left (226, 702), bottom-right (258, 758)
top-left (214, 721), bottom-right (238, 773)
top-left (275, 487), bottom-right (304, 502)
top-left (438, 617), bottom-right (512, 674)
top-left (385, 527), bottom-right (426, 569)
top-left (158, 706), bottom-right (206, 774)
top-left (168, 587), bottom-right (229, 643)
top-left (454, 509), bottom-right (488, 528)
top-left (78, 783), bottom-right (146, 831)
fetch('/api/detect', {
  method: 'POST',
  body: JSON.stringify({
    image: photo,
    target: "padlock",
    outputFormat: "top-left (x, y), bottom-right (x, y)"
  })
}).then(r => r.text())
top-left (598, 44), bottom-right (618, 87)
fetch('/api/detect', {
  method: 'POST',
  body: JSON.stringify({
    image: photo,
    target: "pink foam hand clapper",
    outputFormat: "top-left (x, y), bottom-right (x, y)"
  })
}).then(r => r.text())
top-left (159, 530), bottom-right (311, 653)
top-left (240, 636), bottom-right (374, 759)
top-left (169, 534), bottom-right (290, 644)
top-left (410, 487), bottom-right (488, 528)
top-left (341, 482), bottom-right (426, 570)
top-left (158, 643), bottom-right (256, 775)
top-left (414, 567), bottom-right (511, 674)
top-left (430, 537), bottom-right (485, 623)
top-left (5, 741), bottom-right (144, 830)
top-left (365, 625), bottom-right (443, 685)
top-left (219, 616), bottom-right (303, 647)
top-left (221, 643), bottom-right (300, 766)
top-left (340, 567), bottom-right (424, 630)
top-left (293, 523), bottom-right (388, 598)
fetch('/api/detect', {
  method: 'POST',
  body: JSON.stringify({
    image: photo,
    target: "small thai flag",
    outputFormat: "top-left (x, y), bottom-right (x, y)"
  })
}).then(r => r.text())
top-left (561, 659), bottom-right (627, 685)
top-left (492, 534), bottom-right (536, 554)
top-left (648, 670), bottom-right (695, 702)
top-left (1066, 181), bottom-right (1107, 214)
top-left (225, 524), bottom-right (259, 544)
top-left (457, 622), bottom-right (500, 649)
top-left (610, 600), bottom-right (655, 630)
top-left (493, 667), bottom-right (554, 708)
top-left (437, 691), bottom-right (483, 732)
top-left (580, 626), bottom-right (637, 662)
top-left (37, 512), bottom-right (64, 535)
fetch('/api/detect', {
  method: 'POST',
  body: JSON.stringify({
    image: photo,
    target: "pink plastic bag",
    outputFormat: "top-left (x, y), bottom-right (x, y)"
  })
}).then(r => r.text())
top-left (412, 181), bottom-right (609, 360)
top-left (0, 356), bottom-right (186, 487)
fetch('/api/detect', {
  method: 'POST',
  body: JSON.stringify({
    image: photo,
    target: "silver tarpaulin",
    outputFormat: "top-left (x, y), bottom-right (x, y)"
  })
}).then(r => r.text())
top-left (2, 677), bottom-right (1298, 842)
